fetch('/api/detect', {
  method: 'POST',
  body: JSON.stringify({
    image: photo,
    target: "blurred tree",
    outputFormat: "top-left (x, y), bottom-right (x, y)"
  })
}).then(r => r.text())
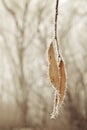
top-left (0, 0), bottom-right (51, 129)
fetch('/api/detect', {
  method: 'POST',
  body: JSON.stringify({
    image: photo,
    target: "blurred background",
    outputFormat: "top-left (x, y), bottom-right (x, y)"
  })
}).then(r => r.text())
top-left (0, 0), bottom-right (87, 130)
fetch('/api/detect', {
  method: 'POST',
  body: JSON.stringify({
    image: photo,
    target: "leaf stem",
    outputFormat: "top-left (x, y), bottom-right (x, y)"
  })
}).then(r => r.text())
top-left (55, 0), bottom-right (60, 58)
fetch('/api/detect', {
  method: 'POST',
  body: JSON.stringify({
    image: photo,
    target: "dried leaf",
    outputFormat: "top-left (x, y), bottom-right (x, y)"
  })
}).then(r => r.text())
top-left (48, 42), bottom-right (60, 118)
top-left (48, 42), bottom-right (59, 90)
top-left (48, 42), bottom-right (67, 118)
top-left (59, 59), bottom-right (66, 102)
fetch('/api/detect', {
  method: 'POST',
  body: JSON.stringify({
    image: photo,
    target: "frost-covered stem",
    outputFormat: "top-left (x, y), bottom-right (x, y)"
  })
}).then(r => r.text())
top-left (55, 0), bottom-right (60, 58)
top-left (51, 90), bottom-right (59, 119)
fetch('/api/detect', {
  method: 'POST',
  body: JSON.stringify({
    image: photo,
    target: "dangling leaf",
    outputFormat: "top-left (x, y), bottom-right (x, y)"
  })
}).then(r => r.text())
top-left (48, 42), bottom-right (60, 118)
top-left (59, 59), bottom-right (67, 102)
top-left (48, 42), bottom-right (59, 90)
top-left (48, 0), bottom-right (67, 119)
top-left (48, 42), bottom-right (67, 118)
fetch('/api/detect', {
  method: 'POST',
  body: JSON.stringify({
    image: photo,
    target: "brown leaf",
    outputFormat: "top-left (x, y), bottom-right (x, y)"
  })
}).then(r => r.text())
top-left (59, 59), bottom-right (66, 102)
top-left (48, 42), bottom-right (67, 118)
top-left (48, 42), bottom-right (59, 90)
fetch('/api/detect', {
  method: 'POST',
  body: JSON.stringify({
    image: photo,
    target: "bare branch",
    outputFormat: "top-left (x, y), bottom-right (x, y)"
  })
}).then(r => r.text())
top-left (17, 0), bottom-right (30, 53)
top-left (2, 0), bottom-right (21, 31)
top-left (0, 32), bottom-right (18, 71)
top-left (55, 0), bottom-right (60, 57)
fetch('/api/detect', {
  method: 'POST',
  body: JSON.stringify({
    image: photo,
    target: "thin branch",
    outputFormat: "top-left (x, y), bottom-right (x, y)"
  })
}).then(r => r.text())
top-left (55, 0), bottom-right (59, 40)
top-left (21, 0), bottom-right (29, 45)
top-left (55, 0), bottom-right (60, 57)
top-left (23, 3), bottom-right (45, 51)
top-left (1, 33), bottom-right (18, 71)
top-left (2, 0), bottom-right (21, 31)
top-left (18, 0), bottom-right (30, 52)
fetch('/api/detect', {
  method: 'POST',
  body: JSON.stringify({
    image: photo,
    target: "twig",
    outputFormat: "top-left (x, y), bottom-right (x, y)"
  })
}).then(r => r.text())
top-left (2, 0), bottom-right (21, 31)
top-left (55, 0), bottom-right (60, 58)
